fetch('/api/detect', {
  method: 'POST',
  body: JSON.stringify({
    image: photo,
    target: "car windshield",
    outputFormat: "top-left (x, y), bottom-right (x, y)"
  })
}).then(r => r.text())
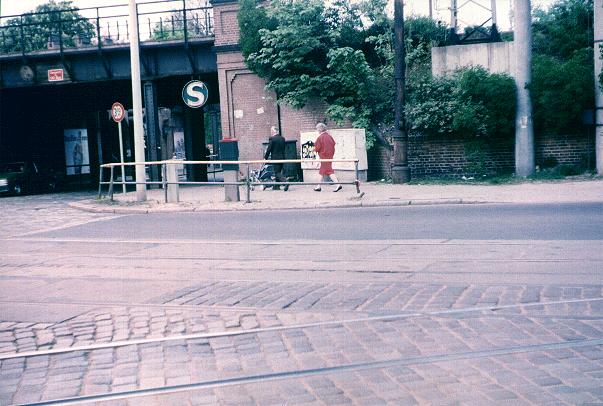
top-left (0, 163), bottom-right (25, 173)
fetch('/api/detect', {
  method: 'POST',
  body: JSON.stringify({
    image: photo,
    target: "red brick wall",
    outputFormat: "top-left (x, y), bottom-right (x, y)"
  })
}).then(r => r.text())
top-left (230, 73), bottom-right (278, 160)
top-left (536, 133), bottom-right (594, 167)
top-left (212, 2), bottom-right (240, 47)
top-left (212, 0), bottom-right (337, 162)
top-left (367, 133), bottom-right (594, 180)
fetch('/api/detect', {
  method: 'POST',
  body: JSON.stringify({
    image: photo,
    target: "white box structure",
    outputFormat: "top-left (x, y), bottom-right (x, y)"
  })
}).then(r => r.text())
top-left (299, 128), bottom-right (368, 182)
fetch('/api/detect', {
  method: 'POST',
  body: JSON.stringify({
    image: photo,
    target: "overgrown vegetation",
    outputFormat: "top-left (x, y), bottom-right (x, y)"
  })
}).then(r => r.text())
top-left (0, 0), bottom-right (95, 54)
top-left (238, 0), bottom-right (394, 148)
top-left (238, 0), bottom-right (514, 149)
top-left (530, 0), bottom-right (595, 135)
top-left (406, 67), bottom-right (516, 139)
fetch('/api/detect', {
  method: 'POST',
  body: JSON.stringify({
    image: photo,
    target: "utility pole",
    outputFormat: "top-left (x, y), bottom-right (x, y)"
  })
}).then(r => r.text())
top-left (128, 0), bottom-right (147, 201)
top-left (595, 0), bottom-right (603, 174)
top-left (513, 0), bottom-right (535, 177)
top-left (391, 0), bottom-right (410, 183)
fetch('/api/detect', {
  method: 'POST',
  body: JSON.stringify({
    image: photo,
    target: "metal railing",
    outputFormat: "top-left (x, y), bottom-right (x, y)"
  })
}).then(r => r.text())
top-left (98, 159), bottom-right (362, 204)
top-left (0, 0), bottom-right (213, 56)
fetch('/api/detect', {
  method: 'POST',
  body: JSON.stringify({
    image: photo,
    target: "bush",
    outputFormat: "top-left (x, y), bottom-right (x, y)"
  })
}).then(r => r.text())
top-left (530, 49), bottom-right (594, 135)
top-left (406, 66), bottom-right (516, 139)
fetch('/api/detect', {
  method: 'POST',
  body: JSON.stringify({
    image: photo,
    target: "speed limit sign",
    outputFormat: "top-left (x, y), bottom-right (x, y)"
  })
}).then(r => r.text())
top-left (111, 102), bottom-right (126, 122)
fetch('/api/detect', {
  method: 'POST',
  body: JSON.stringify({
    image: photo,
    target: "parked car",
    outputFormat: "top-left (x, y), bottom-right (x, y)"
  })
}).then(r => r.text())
top-left (0, 162), bottom-right (62, 196)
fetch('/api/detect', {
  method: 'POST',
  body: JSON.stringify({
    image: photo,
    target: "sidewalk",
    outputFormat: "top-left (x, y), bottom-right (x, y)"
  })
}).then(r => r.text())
top-left (69, 178), bottom-right (603, 214)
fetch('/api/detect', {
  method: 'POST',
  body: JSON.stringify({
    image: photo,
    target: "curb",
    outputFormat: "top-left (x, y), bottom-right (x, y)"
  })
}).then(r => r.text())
top-left (68, 197), bottom-right (491, 214)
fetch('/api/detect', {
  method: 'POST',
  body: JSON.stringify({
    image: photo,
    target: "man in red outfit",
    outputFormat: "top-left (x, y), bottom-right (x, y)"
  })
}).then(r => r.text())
top-left (313, 123), bottom-right (342, 192)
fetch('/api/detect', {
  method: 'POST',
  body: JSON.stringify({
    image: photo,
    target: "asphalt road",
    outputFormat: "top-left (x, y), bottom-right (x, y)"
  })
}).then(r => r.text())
top-left (35, 202), bottom-right (603, 241)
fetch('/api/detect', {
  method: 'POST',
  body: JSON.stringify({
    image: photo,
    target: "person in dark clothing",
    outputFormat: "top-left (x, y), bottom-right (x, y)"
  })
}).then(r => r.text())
top-left (264, 126), bottom-right (289, 191)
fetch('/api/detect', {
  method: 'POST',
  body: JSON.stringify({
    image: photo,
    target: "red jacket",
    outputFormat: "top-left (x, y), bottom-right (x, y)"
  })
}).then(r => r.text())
top-left (314, 131), bottom-right (336, 175)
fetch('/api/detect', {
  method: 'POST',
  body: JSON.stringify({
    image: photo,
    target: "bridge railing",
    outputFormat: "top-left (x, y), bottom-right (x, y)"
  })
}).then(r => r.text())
top-left (0, 0), bottom-right (213, 56)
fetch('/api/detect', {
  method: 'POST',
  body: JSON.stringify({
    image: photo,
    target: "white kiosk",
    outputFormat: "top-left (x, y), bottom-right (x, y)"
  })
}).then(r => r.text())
top-left (299, 128), bottom-right (368, 183)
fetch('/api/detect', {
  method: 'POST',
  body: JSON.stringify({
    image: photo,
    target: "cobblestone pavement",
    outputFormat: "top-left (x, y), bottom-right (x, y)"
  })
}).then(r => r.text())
top-left (0, 191), bottom-right (111, 238)
top-left (0, 192), bottom-right (602, 405)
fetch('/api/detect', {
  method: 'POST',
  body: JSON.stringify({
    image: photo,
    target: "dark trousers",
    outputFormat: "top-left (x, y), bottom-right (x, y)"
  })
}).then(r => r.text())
top-left (271, 163), bottom-right (286, 189)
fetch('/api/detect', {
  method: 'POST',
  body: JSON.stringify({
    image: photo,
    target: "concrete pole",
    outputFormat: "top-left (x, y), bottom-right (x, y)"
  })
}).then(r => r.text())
top-left (594, 0), bottom-right (603, 174)
top-left (513, 0), bottom-right (535, 177)
top-left (451, 0), bottom-right (458, 32)
top-left (128, 0), bottom-right (147, 201)
top-left (491, 0), bottom-right (497, 26)
top-left (391, 0), bottom-right (410, 183)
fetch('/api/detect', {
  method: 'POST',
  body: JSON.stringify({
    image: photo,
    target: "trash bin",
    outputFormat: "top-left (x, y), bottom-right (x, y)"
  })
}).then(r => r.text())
top-left (219, 138), bottom-right (240, 202)
top-left (219, 138), bottom-right (239, 171)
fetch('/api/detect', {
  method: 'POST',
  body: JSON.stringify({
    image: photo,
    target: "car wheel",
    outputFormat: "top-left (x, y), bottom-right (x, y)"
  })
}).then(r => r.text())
top-left (13, 184), bottom-right (22, 195)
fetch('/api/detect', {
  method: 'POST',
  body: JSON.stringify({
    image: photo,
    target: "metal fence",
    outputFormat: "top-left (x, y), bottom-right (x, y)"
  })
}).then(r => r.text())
top-left (99, 159), bottom-right (362, 204)
top-left (0, 0), bottom-right (213, 56)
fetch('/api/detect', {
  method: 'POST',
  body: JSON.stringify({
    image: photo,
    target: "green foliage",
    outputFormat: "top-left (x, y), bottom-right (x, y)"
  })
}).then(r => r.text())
top-left (238, 0), bottom-right (392, 149)
top-left (532, 0), bottom-right (593, 61)
top-left (406, 67), bottom-right (516, 139)
top-left (237, 0), bottom-right (276, 65)
top-left (531, 49), bottom-right (594, 135)
top-left (151, 13), bottom-right (206, 41)
top-left (457, 67), bottom-right (517, 139)
top-left (529, 0), bottom-right (595, 136)
top-left (0, 0), bottom-right (95, 54)
top-left (404, 17), bottom-right (447, 84)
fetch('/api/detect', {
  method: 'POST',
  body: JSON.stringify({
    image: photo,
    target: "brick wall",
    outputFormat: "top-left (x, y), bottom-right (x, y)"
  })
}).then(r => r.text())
top-left (212, 1), bottom-right (241, 47)
top-left (367, 133), bottom-right (594, 180)
top-left (536, 133), bottom-right (594, 167)
top-left (212, 0), bottom-right (340, 162)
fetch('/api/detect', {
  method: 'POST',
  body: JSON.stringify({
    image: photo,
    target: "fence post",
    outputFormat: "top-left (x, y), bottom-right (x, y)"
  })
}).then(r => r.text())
top-left (354, 160), bottom-right (361, 194)
top-left (166, 160), bottom-right (179, 203)
top-left (245, 163), bottom-right (251, 203)
top-left (109, 166), bottom-right (115, 201)
top-left (162, 163), bottom-right (167, 203)
top-left (98, 166), bottom-right (104, 199)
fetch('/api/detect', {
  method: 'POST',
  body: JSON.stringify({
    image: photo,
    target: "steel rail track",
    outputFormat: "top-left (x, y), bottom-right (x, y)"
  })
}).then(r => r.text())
top-left (1, 297), bottom-right (601, 360)
top-left (22, 338), bottom-right (603, 406)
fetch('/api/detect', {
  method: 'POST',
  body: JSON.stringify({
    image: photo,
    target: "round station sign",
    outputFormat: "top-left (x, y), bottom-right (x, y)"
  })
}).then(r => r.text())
top-left (111, 102), bottom-right (126, 122)
top-left (182, 80), bottom-right (209, 109)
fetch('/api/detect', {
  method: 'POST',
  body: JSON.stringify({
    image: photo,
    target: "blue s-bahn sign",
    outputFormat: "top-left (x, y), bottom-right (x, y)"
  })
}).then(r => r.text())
top-left (182, 80), bottom-right (209, 109)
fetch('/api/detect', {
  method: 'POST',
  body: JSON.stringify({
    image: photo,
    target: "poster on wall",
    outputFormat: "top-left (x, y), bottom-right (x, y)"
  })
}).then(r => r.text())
top-left (63, 129), bottom-right (90, 175)
top-left (173, 130), bottom-right (187, 180)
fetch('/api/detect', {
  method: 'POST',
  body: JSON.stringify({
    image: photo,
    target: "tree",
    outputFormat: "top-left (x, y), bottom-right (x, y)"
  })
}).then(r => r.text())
top-left (530, 0), bottom-right (595, 135)
top-left (531, 49), bottom-right (594, 135)
top-left (532, 0), bottom-right (593, 61)
top-left (238, 0), bottom-right (450, 149)
top-left (239, 0), bottom-right (392, 148)
top-left (150, 1), bottom-right (211, 41)
top-left (0, 0), bottom-right (95, 54)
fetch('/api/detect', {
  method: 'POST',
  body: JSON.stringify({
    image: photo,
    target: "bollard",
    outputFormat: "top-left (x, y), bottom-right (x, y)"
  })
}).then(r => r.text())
top-left (219, 139), bottom-right (240, 202)
top-left (223, 170), bottom-right (240, 202)
top-left (166, 161), bottom-right (179, 203)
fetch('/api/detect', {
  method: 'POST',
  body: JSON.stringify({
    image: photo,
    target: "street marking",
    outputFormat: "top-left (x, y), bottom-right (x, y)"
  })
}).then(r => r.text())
top-left (24, 338), bottom-right (603, 405)
top-left (1, 297), bottom-right (601, 360)
top-left (10, 215), bottom-right (126, 238)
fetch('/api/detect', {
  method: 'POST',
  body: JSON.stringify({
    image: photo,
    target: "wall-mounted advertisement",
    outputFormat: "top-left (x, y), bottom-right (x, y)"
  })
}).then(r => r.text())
top-left (64, 129), bottom-right (90, 175)
top-left (173, 130), bottom-right (187, 180)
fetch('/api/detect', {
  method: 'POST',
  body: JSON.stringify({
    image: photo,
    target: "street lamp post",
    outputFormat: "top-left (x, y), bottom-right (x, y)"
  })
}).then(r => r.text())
top-left (391, 0), bottom-right (410, 183)
top-left (128, 0), bottom-right (147, 201)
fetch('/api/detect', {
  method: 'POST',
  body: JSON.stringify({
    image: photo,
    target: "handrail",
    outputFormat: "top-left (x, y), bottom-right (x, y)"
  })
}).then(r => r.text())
top-left (98, 158), bottom-right (362, 203)
top-left (0, 0), bottom-right (213, 56)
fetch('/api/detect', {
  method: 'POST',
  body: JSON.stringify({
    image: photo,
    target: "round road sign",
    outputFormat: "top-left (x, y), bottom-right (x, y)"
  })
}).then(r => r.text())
top-left (111, 102), bottom-right (126, 122)
top-left (182, 80), bottom-right (209, 109)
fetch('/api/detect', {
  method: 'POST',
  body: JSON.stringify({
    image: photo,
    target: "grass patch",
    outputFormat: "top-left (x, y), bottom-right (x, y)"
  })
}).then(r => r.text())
top-left (400, 169), bottom-right (600, 186)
